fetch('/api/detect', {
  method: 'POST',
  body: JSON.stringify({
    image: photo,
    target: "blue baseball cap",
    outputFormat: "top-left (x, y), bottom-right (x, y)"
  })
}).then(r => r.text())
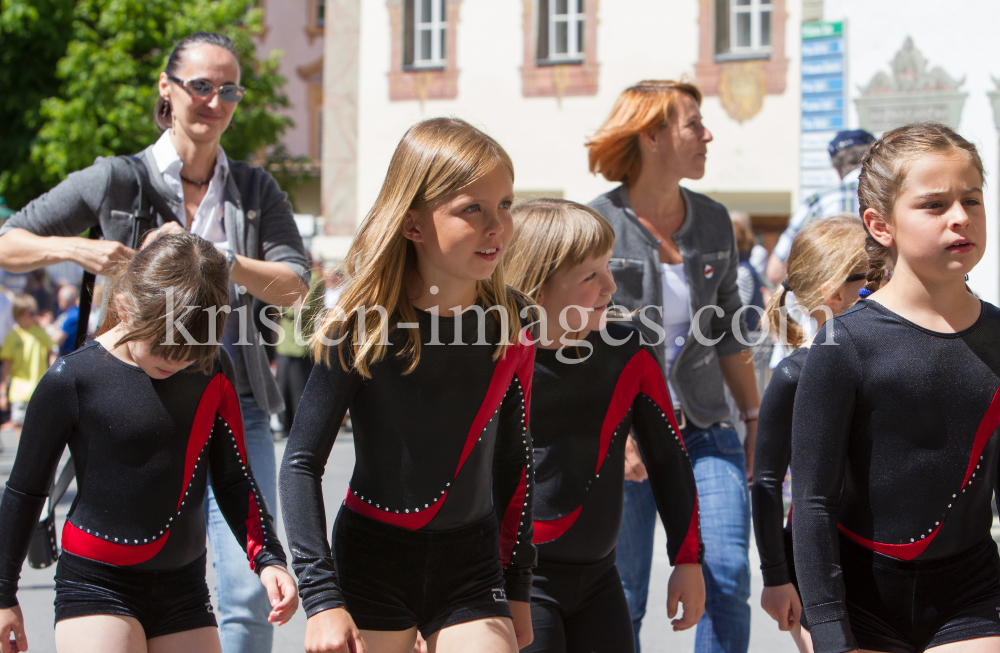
top-left (828, 130), bottom-right (876, 157)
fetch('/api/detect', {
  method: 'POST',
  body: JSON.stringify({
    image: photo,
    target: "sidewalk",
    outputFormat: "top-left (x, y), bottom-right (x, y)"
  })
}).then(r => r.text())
top-left (0, 424), bottom-right (800, 652)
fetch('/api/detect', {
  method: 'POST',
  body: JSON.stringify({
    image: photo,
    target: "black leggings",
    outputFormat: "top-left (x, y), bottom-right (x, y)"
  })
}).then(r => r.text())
top-left (524, 552), bottom-right (634, 653)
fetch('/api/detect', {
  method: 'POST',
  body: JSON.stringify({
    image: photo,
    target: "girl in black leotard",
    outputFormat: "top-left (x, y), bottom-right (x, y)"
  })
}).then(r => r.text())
top-left (504, 198), bottom-right (704, 653)
top-left (792, 122), bottom-right (1000, 653)
top-left (279, 118), bottom-right (535, 653)
top-left (751, 215), bottom-right (867, 653)
top-left (0, 233), bottom-right (296, 653)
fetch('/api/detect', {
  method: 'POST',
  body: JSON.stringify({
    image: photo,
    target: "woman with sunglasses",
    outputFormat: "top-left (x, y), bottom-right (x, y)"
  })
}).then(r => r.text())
top-left (0, 32), bottom-right (309, 653)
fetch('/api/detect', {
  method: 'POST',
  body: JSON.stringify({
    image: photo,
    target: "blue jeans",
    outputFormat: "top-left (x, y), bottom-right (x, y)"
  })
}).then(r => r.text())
top-left (205, 395), bottom-right (277, 653)
top-left (617, 424), bottom-right (751, 653)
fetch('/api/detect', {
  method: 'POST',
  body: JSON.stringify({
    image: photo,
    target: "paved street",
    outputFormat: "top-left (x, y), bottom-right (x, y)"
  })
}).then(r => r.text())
top-left (1, 425), bottom-right (795, 653)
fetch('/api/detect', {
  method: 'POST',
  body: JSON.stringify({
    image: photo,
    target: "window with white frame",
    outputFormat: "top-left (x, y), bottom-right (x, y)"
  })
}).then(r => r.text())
top-left (404, 0), bottom-right (447, 69)
top-left (715, 0), bottom-right (772, 58)
top-left (537, 0), bottom-right (585, 63)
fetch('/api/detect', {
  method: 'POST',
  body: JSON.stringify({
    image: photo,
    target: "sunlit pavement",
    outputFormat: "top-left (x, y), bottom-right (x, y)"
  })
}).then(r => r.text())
top-left (7, 423), bottom-right (968, 653)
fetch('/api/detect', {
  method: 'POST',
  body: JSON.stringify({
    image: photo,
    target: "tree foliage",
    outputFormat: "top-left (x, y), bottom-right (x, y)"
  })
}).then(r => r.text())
top-left (0, 0), bottom-right (290, 210)
top-left (0, 0), bottom-right (76, 208)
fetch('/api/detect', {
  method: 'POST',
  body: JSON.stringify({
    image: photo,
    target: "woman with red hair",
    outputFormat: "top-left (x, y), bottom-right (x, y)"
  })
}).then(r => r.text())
top-left (587, 81), bottom-right (759, 653)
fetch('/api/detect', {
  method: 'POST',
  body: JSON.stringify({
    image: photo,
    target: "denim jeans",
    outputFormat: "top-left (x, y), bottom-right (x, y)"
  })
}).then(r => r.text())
top-left (205, 395), bottom-right (277, 653)
top-left (617, 424), bottom-right (751, 653)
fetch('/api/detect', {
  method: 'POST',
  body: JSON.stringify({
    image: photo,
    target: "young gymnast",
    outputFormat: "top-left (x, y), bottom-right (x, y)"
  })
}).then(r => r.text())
top-left (791, 122), bottom-right (1000, 653)
top-left (279, 118), bottom-right (536, 653)
top-left (504, 198), bottom-right (704, 653)
top-left (0, 233), bottom-right (296, 653)
top-left (751, 215), bottom-right (868, 653)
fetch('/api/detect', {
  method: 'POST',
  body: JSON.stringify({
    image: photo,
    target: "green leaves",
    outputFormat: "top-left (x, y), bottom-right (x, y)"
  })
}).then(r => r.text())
top-left (0, 0), bottom-right (291, 209)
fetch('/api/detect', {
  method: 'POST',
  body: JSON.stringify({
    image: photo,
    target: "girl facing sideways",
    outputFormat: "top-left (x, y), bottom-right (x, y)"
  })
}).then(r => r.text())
top-left (279, 118), bottom-right (536, 653)
top-left (0, 232), bottom-right (297, 653)
top-left (792, 122), bottom-right (1000, 653)
top-left (505, 198), bottom-right (705, 653)
top-left (751, 214), bottom-right (868, 653)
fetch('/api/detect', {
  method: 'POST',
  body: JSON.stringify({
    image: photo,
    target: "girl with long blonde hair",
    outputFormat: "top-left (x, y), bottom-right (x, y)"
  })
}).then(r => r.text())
top-left (751, 214), bottom-right (868, 653)
top-left (506, 199), bottom-right (704, 653)
top-left (279, 118), bottom-right (536, 653)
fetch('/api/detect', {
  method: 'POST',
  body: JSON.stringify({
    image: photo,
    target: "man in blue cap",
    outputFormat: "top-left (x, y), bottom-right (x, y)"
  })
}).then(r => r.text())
top-left (766, 129), bottom-right (876, 284)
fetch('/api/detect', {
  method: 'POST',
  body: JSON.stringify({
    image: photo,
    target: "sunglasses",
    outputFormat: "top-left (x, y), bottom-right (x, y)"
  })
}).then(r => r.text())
top-left (845, 272), bottom-right (868, 283)
top-left (167, 75), bottom-right (246, 103)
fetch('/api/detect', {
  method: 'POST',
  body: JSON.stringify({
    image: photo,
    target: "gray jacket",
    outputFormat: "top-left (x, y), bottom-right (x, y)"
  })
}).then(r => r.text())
top-left (589, 185), bottom-right (748, 429)
top-left (1, 146), bottom-right (309, 415)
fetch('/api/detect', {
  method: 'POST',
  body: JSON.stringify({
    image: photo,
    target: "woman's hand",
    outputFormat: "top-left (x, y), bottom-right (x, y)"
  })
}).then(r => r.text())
top-left (259, 566), bottom-right (298, 625)
top-left (412, 632), bottom-right (428, 653)
top-left (666, 563), bottom-right (705, 631)
top-left (304, 608), bottom-right (366, 653)
top-left (66, 238), bottom-right (135, 275)
top-left (140, 221), bottom-right (187, 249)
top-left (760, 583), bottom-right (802, 631)
top-left (1, 605), bottom-right (27, 653)
top-left (623, 436), bottom-right (649, 482)
top-left (509, 600), bottom-right (534, 649)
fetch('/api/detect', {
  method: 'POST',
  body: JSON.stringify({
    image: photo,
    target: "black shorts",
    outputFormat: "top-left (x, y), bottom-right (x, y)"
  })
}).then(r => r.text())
top-left (54, 551), bottom-right (217, 638)
top-left (841, 534), bottom-right (1000, 652)
top-left (524, 551), bottom-right (634, 653)
top-left (334, 506), bottom-right (512, 639)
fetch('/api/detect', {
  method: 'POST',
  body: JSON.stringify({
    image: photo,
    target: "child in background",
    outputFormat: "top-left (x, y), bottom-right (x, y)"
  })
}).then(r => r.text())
top-left (0, 294), bottom-right (55, 428)
top-left (751, 215), bottom-right (867, 653)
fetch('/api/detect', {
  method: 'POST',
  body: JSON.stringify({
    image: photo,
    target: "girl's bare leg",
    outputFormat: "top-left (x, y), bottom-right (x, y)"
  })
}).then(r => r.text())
top-left (147, 627), bottom-right (222, 653)
top-left (427, 617), bottom-right (517, 653)
top-left (361, 627), bottom-right (419, 653)
top-left (55, 614), bottom-right (147, 653)
top-left (926, 636), bottom-right (1000, 652)
top-left (790, 624), bottom-right (814, 653)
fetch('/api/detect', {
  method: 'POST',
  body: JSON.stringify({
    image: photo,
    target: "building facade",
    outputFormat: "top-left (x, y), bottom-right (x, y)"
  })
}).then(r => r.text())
top-left (318, 0), bottom-right (805, 261)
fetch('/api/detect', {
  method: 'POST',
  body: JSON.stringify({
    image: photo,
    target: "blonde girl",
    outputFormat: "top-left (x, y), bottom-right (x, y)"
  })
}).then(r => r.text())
top-left (791, 122), bottom-right (1000, 653)
top-left (0, 233), bottom-right (297, 653)
top-left (504, 199), bottom-right (704, 653)
top-left (751, 215), bottom-right (868, 653)
top-left (279, 118), bottom-right (535, 653)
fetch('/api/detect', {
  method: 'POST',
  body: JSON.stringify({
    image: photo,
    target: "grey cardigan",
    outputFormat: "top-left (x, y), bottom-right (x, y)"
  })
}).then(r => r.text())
top-left (590, 185), bottom-right (748, 429)
top-left (0, 146), bottom-right (309, 415)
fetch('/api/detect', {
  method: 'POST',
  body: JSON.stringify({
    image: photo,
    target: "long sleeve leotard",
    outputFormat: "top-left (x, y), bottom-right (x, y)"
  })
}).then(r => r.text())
top-left (530, 323), bottom-right (702, 566)
top-left (752, 346), bottom-right (808, 587)
top-left (791, 299), bottom-right (1000, 652)
top-left (0, 342), bottom-right (286, 609)
top-left (280, 306), bottom-right (536, 618)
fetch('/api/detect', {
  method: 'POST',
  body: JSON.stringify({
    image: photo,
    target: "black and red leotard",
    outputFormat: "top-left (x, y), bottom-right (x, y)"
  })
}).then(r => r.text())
top-left (792, 299), bottom-right (1000, 652)
top-left (530, 322), bottom-right (702, 566)
top-left (0, 342), bottom-right (286, 608)
top-left (751, 346), bottom-right (808, 588)
top-left (279, 307), bottom-right (536, 617)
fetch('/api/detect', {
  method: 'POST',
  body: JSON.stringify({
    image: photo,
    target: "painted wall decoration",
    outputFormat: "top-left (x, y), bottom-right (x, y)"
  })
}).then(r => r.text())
top-left (855, 37), bottom-right (967, 133)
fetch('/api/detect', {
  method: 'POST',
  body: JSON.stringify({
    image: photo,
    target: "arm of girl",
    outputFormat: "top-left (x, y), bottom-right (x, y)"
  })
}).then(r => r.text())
top-left (630, 347), bottom-right (705, 630)
top-left (207, 355), bottom-right (292, 614)
top-left (752, 354), bottom-right (802, 628)
top-left (791, 321), bottom-right (862, 653)
top-left (279, 360), bottom-right (361, 619)
top-left (492, 341), bottom-right (537, 649)
top-left (0, 362), bottom-right (78, 652)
